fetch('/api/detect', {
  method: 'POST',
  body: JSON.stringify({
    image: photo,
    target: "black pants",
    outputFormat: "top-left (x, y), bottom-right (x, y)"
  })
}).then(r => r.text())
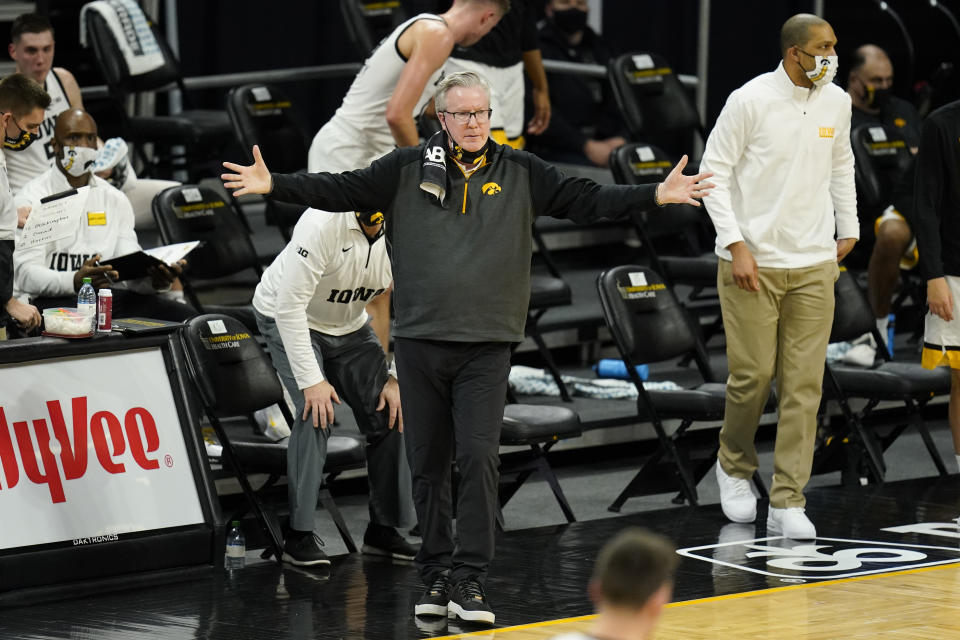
top-left (394, 337), bottom-right (511, 586)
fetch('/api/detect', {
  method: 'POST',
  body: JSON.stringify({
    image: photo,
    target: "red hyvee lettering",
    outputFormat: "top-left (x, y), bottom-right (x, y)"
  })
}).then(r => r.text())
top-left (0, 397), bottom-right (162, 504)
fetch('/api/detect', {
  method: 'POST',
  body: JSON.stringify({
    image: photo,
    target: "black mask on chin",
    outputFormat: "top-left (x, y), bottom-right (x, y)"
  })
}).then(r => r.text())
top-left (551, 8), bottom-right (588, 35)
top-left (2, 114), bottom-right (35, 151)
top-left (443, 128), bottom-right (489, 165)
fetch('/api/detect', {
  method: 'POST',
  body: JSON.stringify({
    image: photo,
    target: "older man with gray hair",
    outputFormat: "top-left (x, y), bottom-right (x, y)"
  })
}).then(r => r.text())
top-left (222, 69), bottom-right (713, 625)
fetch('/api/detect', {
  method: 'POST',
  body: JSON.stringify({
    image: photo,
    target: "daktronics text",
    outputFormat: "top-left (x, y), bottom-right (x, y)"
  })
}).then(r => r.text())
top-left (0, 396), bottom-right (162, 503)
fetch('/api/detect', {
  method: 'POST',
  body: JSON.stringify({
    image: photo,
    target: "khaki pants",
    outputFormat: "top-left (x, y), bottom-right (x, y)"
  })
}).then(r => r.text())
top-left (717, 258), bottom-right (839, 508)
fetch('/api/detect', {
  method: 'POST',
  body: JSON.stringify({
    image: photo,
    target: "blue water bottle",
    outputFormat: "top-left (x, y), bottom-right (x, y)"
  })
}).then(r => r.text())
top-left (886, 313), bottom-right (895, 358)
top-left (594, 358), bottom-right (649, 380)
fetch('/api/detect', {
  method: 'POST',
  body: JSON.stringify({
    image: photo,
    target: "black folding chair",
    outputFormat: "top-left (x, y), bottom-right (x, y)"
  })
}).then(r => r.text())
top-left (607, 52), bottom-right (706, 162)
top-left (180, 314), bottom-right (365, 560)
top-left (152, 185), bottom-right (263, 331)
top-left (226, 83), bottom-right (310, 241)
top-left (609, 142), bottom-right (721, 347)
top-left (82, 9), bottom-right (233, 180)
top-left (597, 265), bottom-right (771, 511)
top-left (340, 0), bottom-right (408, 57)
top-left (498, 404), bottom-right (582, 523)
top-left (815, 267), bottom-right (951, 483)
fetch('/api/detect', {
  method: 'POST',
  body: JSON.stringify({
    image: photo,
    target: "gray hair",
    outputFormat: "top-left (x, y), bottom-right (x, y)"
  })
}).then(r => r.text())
top-left (434, 71), bottom-right (491, 112)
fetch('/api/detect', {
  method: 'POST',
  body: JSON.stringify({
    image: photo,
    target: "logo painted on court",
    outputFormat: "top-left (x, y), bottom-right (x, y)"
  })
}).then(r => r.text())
top-left (677, 536), bottom-right (960, 580)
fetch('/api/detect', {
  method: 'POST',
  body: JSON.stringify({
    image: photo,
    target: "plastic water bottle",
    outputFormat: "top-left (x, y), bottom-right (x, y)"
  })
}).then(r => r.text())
top-left (225, 520), bottom-right (246, 569)
top-left (593, 358), bottom-right (650, 380)
top-left (886, 313), bottom-right (895, 358)
top-left (77, 277), bottom-right (97, 334)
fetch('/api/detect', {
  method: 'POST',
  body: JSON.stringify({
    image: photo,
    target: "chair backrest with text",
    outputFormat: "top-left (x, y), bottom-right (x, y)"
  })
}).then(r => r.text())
top-left (597, 264), bottom-right (712, 380)
top-left (608, 52), bottom-right (704, 159)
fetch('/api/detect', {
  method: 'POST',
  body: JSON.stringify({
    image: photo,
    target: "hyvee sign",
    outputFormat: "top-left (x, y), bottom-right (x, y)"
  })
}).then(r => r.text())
top-left (0, 349), bottom-right (204, 549)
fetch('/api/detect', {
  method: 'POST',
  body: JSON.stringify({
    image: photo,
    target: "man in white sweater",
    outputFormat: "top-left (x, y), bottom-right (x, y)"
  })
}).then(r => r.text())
top-left (700, 14), bottom-right (858, 539)
top-left (252, 209), bottom-right (415, 566)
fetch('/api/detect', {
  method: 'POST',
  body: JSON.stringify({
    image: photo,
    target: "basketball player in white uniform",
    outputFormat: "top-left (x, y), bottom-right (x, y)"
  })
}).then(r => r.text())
top-left (6, 13), bottom-right (178, 234)
top-left (307, 0), bottom-right (508, 173)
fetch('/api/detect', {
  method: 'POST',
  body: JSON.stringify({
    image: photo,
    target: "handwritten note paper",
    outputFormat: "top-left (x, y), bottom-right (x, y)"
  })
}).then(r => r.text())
top-left (19, 187), bottom-right (90, 250)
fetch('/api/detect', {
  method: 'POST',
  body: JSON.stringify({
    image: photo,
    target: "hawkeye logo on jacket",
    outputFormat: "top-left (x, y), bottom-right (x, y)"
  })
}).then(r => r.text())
top-left (481, 182), bottom-right (501, 195)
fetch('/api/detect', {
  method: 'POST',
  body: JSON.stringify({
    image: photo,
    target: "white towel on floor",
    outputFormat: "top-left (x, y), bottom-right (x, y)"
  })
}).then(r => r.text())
top-left (509, 365), bottom-right (681, 399)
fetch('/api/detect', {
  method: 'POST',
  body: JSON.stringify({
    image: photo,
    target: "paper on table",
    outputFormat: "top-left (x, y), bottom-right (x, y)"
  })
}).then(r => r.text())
top-left (18, 186), bottom-right (90, 250)
top-left (143, 240), bottom-right (200, 265)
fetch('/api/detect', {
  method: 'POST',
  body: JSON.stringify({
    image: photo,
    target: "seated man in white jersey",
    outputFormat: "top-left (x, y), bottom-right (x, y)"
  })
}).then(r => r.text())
top-left (252, 208), bottom-right (416, 566)
top-left (13, 108), bottom-right (194, 322)
top-left (0, 73), bottom-right (47, 336)
top-left (6, 13), bottom-right (178, 236)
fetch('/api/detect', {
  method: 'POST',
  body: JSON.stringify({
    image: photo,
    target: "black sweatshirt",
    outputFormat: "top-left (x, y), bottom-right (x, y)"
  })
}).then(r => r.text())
top-left (915, 100), bottom-right (960, 280)
top-left (270, 141), bottom-right (656, 342)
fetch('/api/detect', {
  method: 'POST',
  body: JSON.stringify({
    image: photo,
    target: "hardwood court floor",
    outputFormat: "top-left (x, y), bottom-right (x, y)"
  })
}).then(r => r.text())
top-left (430, 564), bottom-right (960, 640)
top-left (2, 475), bottom-right (959, 639)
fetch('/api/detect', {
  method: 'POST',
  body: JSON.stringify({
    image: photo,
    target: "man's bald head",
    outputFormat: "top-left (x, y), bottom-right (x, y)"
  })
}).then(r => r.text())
top-left (781, 13), bottom-right (829, 56)
top-left (850, 44), bottom-right (891, 77)
top-left (54, 108), bottom-right (97, 144)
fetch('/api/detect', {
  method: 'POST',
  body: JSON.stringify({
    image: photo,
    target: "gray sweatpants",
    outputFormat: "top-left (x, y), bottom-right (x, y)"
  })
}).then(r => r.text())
top-left (255, 310), bottom-right (414, 532)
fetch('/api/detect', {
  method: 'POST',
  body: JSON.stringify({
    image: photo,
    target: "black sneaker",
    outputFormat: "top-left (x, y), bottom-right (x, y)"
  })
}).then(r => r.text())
top-left (414, 574), bottom-right (450, 617)
top-left (362, 523), bottom-right (419, 560)
top-left (447, 578), bottom-right (495, 624)
top-left (281, 531), bottom-right (331, 566)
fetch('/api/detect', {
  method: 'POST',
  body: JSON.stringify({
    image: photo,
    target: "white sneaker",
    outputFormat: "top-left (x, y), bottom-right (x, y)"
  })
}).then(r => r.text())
top-left (767, 506), bottom-right (817, 539)
top-left (715, 462), bottom-right (757, 523)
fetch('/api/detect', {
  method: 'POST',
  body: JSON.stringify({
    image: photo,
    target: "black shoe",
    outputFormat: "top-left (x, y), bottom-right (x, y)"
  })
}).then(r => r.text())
top-left (414, 574), bottom-right (450, 617)
top-left (362, 524), bottom-right (419, 560)
top-left (447, 578), bottom-right (495, 625)
top-left (281, 531), bottom-right (331, 566)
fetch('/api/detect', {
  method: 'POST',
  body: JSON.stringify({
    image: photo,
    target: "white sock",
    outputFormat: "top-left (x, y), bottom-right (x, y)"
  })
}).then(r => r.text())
top-left (876, 316), bottom-right (889, 341)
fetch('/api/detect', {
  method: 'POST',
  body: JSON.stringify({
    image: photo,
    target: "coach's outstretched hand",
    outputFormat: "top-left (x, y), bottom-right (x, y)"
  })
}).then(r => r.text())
top-left (222, 145), bottom-right (272, 197)
top-left (657, 155), bottom-right (715, 207)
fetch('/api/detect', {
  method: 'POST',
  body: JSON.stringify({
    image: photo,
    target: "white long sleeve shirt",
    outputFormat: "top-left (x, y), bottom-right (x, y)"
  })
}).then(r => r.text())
top-left (252, 210), bottom-right (392, 390)
top-left (700, 62), bottom-right (858, 268)
top-left (14, 168), bottom-right (141, 297)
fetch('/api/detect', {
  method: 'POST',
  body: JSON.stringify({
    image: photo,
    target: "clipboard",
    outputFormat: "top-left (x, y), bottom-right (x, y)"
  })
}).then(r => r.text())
top-left (111, 317), bottom-right (185, 335)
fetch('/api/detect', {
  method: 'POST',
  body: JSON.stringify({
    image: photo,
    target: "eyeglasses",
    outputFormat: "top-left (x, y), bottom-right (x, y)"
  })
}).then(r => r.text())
top-left (441, 109), bottom-right (493, 124)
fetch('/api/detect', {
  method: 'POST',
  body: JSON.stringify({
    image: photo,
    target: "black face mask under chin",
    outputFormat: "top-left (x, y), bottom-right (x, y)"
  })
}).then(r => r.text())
top-left (2, 115), bottom-right (35, 151)
top-left (443, 128), bottom-right (489, 165)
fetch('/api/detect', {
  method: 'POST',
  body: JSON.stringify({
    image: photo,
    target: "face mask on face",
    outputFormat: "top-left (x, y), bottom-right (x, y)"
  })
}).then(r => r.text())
top-left (551, 8), bottom-right (588, 34)
top-left (865, 85), bottom-right (892, 109)
top-left (60, 145), bottom-right (99, 177)
top-left (2, 114), bottom-right (36, 151)
top-left (798, 50), bottom-right (839, 87)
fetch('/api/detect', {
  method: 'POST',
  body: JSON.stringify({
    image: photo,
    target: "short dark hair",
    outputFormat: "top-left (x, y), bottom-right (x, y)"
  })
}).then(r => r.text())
top-left (780, 13), bottom-right (828, 56)
top-left (11, 13), bottom-right (54, 44)
top-left (462, 0), bottom-right (510, 15)
top-left (593, 528), bottom-right (678, 608)
top-left (0, 73), bottom-right (52, 117)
